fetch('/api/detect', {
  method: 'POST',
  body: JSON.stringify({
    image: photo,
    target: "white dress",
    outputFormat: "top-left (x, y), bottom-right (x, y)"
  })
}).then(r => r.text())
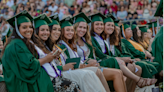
top-left (57, 40), bottom-right (106, 92)
top-left (35, 44), bottom-right (106, 92)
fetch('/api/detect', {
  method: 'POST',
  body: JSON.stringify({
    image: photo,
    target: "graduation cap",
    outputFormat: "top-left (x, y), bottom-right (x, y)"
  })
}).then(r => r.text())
top-left (138, 25), bottom-right (148, 32)
top-left (33, 14), bottom-right (52, 28)
top-left (131, 24), bottom-right (137, 30)
top-left (7, 10), bottom-right (33, 39)
top-left (114, 19), bottom-right (120, 27)
top-left (154, 0), bottom-right (163, 17)
top-left (147, 21), bottom-right (157, 28)
top-left (120, 23), bottom-right (131, 38)
top-left (104, 14), bottom-right (116, 23)
top-left (89, 13), bottom-right (106, 23)
top-left (60, 17), bottom-right (73, 29)
top-left (49, 14), bottom-right (60, 26)
top-left (72, 12), bottom-right (91, 24)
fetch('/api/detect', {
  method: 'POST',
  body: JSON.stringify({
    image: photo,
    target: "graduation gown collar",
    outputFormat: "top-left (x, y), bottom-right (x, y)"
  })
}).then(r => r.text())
top-left (93, 33), bottom-right (107, 54)
top-left (34, 44), bottom-right (61, 78)
top-left (59, 40), bottom-right (79, 58)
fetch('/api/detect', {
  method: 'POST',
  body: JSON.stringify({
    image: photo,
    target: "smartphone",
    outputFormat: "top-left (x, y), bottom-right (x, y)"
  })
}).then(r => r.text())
top-left (52, 49), bottom-right (59, 55)
top-left (61, 48), bottom-right (67, 53)
top-left (83, 58), bottom-right (91, 64)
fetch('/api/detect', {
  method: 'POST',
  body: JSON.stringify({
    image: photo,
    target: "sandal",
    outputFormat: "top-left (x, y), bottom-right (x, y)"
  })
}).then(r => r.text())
top-left (136, 77), bottom-right (147, 88)
top-left (145, 78), bottom-right (157, 86)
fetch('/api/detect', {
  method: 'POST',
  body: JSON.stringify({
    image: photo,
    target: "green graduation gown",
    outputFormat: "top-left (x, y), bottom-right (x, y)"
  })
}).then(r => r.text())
top-left (151, 26), bottom-right (163, 72)
top-left (91, 36), bottom-right (120, 69)
top-left (91, 36), bottom-right (120, 91)
top-left (121, 40), bottom-right (159, 78)
top-left (2, 39), bottom-right (54, 92)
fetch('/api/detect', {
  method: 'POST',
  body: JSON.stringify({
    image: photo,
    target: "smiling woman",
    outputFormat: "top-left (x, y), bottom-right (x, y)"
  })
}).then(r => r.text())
top-left (19, 22), bottom-right (33, 39)
top-left (1, 10), bottom-right (54, 92)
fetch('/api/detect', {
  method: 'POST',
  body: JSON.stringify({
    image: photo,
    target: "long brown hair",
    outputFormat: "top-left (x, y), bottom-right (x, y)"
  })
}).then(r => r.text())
top-left (1, 24), bottom-right (38, 58)
top-left (60, 26), bottom-right (77, 51)
top-left (90, 22), bottom-right (97, 36)
top-left (101, 24), bottom-right (119, 45)
top-left (140, 32), bottom-right (147, 49)
top-left (74, 22), bottom-right (92, 46)
top-left (47, 25), bottom-right (61, 51)
top-left (33, 27), bottom-right (51, 54)
top-left (132, 27), bottom-right (142, 43)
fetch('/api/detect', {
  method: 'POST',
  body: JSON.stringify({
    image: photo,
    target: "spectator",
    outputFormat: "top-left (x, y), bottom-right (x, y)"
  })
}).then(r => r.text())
top-left (64, 0), bottom-right (75, 7)
top-left (99, 0), bottom-right (107, 14)
top-left (110, 1), bottom-right (118, 13)
top-left (138, 0), bottom-right (144, 6)
top-left (84, 4), bottom-right (91, 13)
top-left (73, 9), bottom-right (79, 16)
top-left (36, 0), bottom-right (45, 11)
top-left (59, 3), bottom-right (67, 14)
top-left (69, 5), bottom-right (75, 16)
top-left (148, 10), bottom-right (154, 19)
top-left (124, 0), bottom-right (129, 6)
top-left (11, 1), bottom-right (17, 12)
top-left (62, 8), bottom-right (72, 19)
top-left (3, 11), bottom-right (10, 19)
top-left (91, 3), bottom-right (99, 14)
top-left (151, 2), bottom-right (157, 14)
top-left (130, 0), bottom-right (138, 8)
top-left (0, 19), bottom-right (10, 38)
top-left (136, 6), bottom-right (143, 18)
top-left (118, 1), bottom-right (126, 9)
top-left (77, 0), bottom-right (84, 6)
top-left (104, 0), bottom-right (113, 6)
top-left (54, 8), bottom-right (64, 20)
top-left (48, 2), bottom-right (58, 14)
top-left (128, 5), bottom-right (137, 16)
top-left (143, 8), bottom-right (150, 19)
top-left (44, 1), bottom-right (51, 9)
top-left (56, 0), bottom-right (64, 5)
top-left (115, 0), bottom-right (120, 6)
top-left (88, 0), bottom-right (96, 7)
top-left (8, 8), bottom-right (14, 18)
top-left (117, 6), bottom-right (127, 20)
top-left (17, 0), bottom-right (28, 5)
top-left (6, 0), bottom-right (14, 7)
top-left (42, 0), bottom-right (47, 5)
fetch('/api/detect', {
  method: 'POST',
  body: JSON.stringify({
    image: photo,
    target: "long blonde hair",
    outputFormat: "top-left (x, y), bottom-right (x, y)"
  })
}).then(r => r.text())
top-left (74, 22), bottom-right (93, 46)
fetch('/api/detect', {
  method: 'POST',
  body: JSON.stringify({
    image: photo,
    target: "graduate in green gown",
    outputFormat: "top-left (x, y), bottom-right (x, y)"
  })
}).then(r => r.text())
top-left (151, 0), bottom-right (163, 76)
top-left (73, 12), bottom-right (127, 92)
top-left (1, 10), bottom-right (54, 92)
top-left (89, 13), bottom-right (156, 88)
top-left (113, 22), bottom-right (159, 79)
top-left (56, 16), bottom-right (108, 92)
top-left (121, 23), bottom-right (159, 77)
top-left (147, 21), bottom-right (158, 37)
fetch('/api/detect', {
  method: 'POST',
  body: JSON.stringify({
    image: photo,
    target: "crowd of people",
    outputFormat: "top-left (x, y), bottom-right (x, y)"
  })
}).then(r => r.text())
top-left (0, 0), bottom-right (163, 92)
top-left (0, 0), bottom-right (163, 36)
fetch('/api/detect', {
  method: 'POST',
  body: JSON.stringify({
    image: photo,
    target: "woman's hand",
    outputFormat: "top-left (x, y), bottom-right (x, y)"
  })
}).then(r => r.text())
top-left (38, 49), bottom-right (61, 66)
top-left (121, 57), bottom-right (133, 63)
top-left (150, 57), bottom-right (154, 62)
top-left (0, 39), bottom-right (3, 50)
top-left (0, 69), bottom-right (2, 75)
top-left (63, 63), bottom-right (76, 71)
top-left (134, 58), bottom-right (141, 61)
top-left (145, 50), bottom-right (152, 58)
top-left (87, 59), bottom-right (99, 67)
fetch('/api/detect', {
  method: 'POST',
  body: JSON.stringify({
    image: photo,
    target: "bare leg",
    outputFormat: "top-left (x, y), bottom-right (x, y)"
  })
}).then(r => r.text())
top-left (103, 68), bottom-right (127, 92)
top-left (126, 64), bottom-right (142, 92)
top-left (96, 68), bottom-right (111, 92)
top-left (116, 59), bottom-right (140, 82)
